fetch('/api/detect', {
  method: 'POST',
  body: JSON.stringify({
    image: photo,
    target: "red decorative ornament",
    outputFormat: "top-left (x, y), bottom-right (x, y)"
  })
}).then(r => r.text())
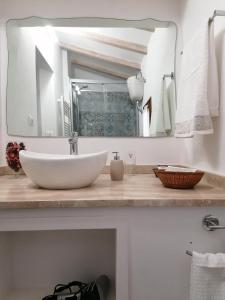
top-left (6, 142), bottom-right (26, 172)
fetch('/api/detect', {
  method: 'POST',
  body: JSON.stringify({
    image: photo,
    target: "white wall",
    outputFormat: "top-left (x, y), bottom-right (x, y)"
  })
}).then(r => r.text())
top-left (0, 0), bottom-right (181, 20)
top-left (0, 0), bottom-right (184, 166)
top-left (7, 26), bottom-right (38, 136)
top-left (37, 63), bottom-right (56, 136)
top-left (179, 0), bottom-right (225, 175)
top-left (7, 25), bottom-right (63, 136)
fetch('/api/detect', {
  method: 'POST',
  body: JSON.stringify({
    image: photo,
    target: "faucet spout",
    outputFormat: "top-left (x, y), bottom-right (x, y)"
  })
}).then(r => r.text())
top-left (68, 132), bottom-right (79, 155)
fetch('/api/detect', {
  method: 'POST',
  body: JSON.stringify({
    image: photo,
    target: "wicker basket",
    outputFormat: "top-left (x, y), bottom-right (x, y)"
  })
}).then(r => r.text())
top-left (155, 169), bottom-right (204, 189)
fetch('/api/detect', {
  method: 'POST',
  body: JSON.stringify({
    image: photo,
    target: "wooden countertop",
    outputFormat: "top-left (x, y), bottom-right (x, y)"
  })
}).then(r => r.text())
top-left (0, 174), bottom-right (225, 209)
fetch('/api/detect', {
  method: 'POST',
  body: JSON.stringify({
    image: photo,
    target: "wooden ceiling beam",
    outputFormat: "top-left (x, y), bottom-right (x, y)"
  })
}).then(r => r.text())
top-left (60, 42), bottom-right (141, 70)
top-left (71, 60), bottom-right (130, 79)
top-left (74, 31), bottom-right (148, 54)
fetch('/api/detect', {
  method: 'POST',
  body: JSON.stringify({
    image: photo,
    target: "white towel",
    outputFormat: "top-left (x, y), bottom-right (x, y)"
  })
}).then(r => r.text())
top-left (208, 22), bottom-right (220, 117)
top-left (190, 251), bottom-right (225, 300)
top-left (151, 79), bottom-right (176, 137)
top-left (154, 79), bottom-right (172, 136)
top-left (165, 166), bottom-right (197, 172)
top-left (175, 21), bottom-right (219, 137)
top-left (162, 80), bottom-right (171, 132)
top-left (153, 80), bottom-right (167, 137)
top-left (167, 80), bottom-right (176, 136)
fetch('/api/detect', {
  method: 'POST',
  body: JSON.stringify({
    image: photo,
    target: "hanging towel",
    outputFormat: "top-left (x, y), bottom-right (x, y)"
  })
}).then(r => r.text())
top-left (175, 21), bottom-right (219, 137)
top-left (163, 80), bottom-right (171, 133)
top-left (190, 251), bottom-right (225, 300)
top-left (208, 21), bottom-right (220, 117)
top-left (153, 79), bottom-right (169, 136)
top-left (167, 80), bottom-right (176, 136)
top-left (152, 78), bottom-right (176, 137)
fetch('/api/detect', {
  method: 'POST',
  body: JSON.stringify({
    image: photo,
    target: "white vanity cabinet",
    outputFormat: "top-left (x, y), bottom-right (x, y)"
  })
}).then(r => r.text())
top-left (0, 208), bottom-right (127, 300)
top-left (1, 206), bottom-right (225, 300)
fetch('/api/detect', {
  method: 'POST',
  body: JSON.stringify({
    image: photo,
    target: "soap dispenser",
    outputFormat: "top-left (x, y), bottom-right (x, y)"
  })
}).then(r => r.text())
top-left (110, 152), bottom-right (124, 181)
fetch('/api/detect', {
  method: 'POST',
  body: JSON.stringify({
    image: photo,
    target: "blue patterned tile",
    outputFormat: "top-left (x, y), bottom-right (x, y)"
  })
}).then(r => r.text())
top-left (77, 91), bottom-right (137, 136)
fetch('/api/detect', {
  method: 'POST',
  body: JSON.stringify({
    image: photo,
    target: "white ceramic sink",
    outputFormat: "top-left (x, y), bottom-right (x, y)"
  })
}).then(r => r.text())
top-left (19, 150), bottom-right (108, 189)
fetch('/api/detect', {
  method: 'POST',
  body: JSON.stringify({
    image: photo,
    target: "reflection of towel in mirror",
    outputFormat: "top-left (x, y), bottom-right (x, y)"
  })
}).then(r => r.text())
top-left (175, 21), bottom-right (219, 137)
top-left (167, 80), bottom-right (176, 135)
top-left (190, 251), bottom-right (225, 300)
top-left (163, 81), bottom-right (171, 133)
top-left (154, 79), bottom-right (176, 136)
top-left (208, 21), bottom-right (220, 117)
top-left (154, 80), bottom-right (167, 136)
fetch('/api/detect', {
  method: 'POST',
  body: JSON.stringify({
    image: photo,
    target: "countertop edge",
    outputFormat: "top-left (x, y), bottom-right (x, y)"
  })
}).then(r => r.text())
top-left (1, 198), bottom-right (225, 209)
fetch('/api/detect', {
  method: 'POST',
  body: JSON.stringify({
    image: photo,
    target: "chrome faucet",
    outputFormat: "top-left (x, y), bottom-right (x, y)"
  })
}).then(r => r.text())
top-left (68, 132), bottom-right (79, 155)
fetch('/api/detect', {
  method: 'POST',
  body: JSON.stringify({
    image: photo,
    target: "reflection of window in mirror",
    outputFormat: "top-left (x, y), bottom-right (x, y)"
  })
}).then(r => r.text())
top-left (6, 18), bottom-right (177, 138)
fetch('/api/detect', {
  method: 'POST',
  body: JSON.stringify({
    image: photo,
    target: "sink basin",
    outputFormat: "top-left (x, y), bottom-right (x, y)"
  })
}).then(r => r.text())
top-left (19, 150), bottom-right (108, 189)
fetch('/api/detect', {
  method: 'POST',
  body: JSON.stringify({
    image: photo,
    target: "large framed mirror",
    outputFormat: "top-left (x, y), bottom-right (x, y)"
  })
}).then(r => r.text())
top-left (6, 17), bottom-right (177, 137)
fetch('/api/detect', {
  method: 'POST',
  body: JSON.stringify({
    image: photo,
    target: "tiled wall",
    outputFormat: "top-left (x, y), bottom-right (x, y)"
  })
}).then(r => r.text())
top-left (77, 91), bottom-right (138, 137)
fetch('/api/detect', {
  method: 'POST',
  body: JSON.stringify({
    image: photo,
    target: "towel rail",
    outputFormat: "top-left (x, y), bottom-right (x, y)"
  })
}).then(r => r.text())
top-left (202, 214), bottom-right (225, 231)
top-left (186, 215), bottom-right (225, 256)
top-left (209, 10), bottom-right (225, 22)
top-left (181, 10), bottom-right (225, 55)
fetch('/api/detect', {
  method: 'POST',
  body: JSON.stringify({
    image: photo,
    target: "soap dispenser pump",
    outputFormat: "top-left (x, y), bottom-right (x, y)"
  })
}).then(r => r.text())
top-left (110, 152), bottom-right (124, 181)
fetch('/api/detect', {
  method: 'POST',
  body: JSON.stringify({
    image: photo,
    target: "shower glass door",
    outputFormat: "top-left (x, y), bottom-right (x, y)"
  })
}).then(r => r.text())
top-left (72, 81), bottom-right (138, 137)
top-left (104, 83), bottom-right (138, 136)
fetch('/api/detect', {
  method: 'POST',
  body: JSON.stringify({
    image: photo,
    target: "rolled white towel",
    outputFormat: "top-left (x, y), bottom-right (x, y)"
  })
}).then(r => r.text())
top-left (164, 166), bottom-right (198, 173)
